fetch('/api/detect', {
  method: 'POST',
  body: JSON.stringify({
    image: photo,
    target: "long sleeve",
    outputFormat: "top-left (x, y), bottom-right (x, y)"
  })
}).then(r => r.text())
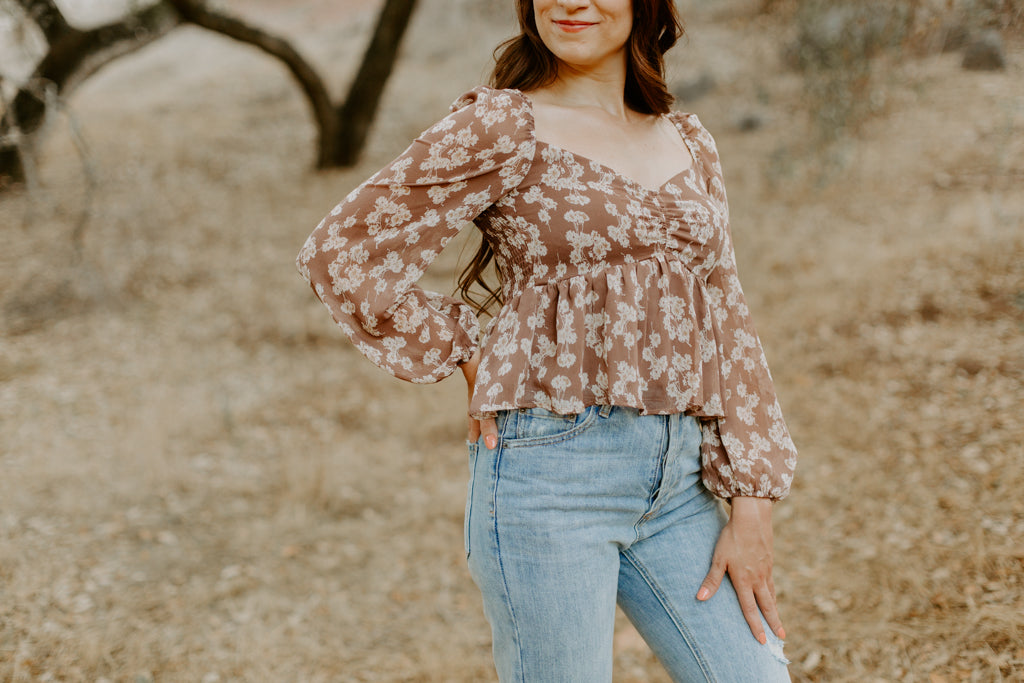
top-left (296, 88), bottom-right (535, 384)
top-left (690, 119), bottom-right (798, 500)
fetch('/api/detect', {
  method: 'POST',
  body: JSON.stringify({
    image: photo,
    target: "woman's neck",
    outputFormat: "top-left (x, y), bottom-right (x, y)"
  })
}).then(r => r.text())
top-left (533, 57), bottom-right (632, 120)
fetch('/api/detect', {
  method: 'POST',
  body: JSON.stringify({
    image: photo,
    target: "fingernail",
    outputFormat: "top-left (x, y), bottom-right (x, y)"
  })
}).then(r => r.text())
top-left (485, 435), bottom-right (497, 450)
top-left (697, 588), bottom-right (709, 601)
top-left (758, 633), bottom-right (767, 645)
top-left (778, 628), bottom-right (786, 640)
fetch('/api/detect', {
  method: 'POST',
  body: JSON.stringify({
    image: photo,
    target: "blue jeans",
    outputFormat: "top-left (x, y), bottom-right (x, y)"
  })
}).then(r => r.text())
top-left (465, 405), bottom-right (790, 683)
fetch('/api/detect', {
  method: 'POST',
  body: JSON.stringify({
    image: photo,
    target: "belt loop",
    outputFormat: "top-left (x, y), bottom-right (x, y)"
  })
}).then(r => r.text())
top-left (599, 404), bottom-right (613, 418)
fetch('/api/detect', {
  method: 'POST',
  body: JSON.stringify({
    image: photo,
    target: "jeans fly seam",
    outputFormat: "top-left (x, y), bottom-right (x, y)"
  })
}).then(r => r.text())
top-left (491, 444), bottom-right (526, 683)
top-left (637, 415), bottom-right (671, 532)
top-left (621, 548), bottom-right (717, 683)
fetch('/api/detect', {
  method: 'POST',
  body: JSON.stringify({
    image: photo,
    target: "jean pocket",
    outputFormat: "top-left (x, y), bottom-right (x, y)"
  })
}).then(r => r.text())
top-left (501, 405), bottom-right (600, 448)
top-left (464, 440), bottom-right (478, 559)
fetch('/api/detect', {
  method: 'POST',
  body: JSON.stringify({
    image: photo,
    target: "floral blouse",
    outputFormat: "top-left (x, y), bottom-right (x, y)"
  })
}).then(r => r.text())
top-left (296, 86), bottom-right (797, 500)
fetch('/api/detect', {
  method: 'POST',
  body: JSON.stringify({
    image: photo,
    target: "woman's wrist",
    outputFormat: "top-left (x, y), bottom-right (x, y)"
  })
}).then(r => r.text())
top-left (729, 496), bottom-right (772, 520)
top-left (458, 350), bottom-right (478, 375)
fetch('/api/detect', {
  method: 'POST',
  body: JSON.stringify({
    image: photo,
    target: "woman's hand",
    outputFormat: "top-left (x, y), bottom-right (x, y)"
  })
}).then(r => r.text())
top-left (459, 350), bottom-right (498, 449)
top-left (696, 496), bottom-right (786, 645)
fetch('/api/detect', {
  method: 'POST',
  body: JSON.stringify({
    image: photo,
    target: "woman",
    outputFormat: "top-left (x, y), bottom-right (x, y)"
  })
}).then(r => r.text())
top-left (297, 0), bottom-right (797, 679)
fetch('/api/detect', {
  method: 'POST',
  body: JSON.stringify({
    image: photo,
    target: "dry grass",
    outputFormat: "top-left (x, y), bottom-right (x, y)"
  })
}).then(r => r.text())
top-left (1, 0), bottom-right (1023, 681)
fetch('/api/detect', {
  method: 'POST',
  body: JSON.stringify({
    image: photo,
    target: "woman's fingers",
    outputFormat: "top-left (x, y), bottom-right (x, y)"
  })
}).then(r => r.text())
top-left (460, 351), bottom-right (482, 443)
top-left (696, 553), bottom-right (726, 601)
top-left (466, 417), bottom-right (498, 448)
top-left (729, 566), bottom-right (786, 644)
top-left (479, 417), bottom-right (498, 449)
top-left (702, 558), bottom-right (784, 645)
top-left (736, 585), bottom-right (767, 645)
top-left (460, 352), bottom-right (497, 446)
top-left (756, 582), bottom-right (786, 640)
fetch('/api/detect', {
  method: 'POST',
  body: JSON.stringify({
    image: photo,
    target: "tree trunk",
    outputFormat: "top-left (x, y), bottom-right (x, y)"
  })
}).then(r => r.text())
top-left (160, 0), bottom-right (419, 167)
top-left (333, 0), bottom-right (418, 166)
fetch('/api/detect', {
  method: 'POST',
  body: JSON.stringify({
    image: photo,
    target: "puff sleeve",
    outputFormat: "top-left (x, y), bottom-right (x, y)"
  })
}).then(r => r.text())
top-left (296, 87), bottom-right (535, 383)
top-left (688, 117), bottom-right (798, 500)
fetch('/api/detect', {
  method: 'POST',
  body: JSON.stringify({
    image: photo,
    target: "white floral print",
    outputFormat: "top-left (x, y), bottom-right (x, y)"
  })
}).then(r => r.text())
top-left (297, 87), bottom-right (797, 500)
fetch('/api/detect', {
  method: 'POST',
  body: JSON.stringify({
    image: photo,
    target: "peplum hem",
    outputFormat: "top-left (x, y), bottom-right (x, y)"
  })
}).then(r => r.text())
top-left (469, 253), bottom-right (726, 421)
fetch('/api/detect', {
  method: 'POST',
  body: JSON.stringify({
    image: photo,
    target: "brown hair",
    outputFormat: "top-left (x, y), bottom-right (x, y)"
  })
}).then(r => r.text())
top-left (457, 0), bottom-right (685, 317)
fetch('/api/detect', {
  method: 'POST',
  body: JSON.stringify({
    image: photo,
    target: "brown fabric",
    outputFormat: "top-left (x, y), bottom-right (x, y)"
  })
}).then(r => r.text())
top-left (297, 86), bottom-right (797, 500)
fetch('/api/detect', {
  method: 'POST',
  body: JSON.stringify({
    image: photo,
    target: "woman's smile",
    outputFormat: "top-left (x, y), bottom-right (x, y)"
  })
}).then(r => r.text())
top-left (534, 0), bottom-right (633, 71)
top-left (554, 20), bottom-right (597, 33)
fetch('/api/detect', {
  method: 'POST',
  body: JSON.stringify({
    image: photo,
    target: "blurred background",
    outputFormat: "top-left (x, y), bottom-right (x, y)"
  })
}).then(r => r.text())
top-left (1, 0), bottom-right (1021, 680)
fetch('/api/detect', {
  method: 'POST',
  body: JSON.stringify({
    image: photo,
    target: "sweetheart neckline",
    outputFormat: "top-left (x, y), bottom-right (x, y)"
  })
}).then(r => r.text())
top-left (512, 92), bottom-right (703, 195)
top-left (532, 138), bottom-right (699, 195)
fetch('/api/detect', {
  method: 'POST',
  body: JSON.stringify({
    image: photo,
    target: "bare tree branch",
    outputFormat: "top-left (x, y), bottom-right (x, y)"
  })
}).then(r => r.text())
top-left (12, 0), bottom-right (72, 43)
top-left (335, 0), bottom-right (417, 165)
top-left (0, 2), bottom-right (180, 185)
top-left (39, 3), bottom-right (181, 96)
top-left (1, 0), bottom-right (420, 188)
top-left (165, 0), bottom-right (338, 167)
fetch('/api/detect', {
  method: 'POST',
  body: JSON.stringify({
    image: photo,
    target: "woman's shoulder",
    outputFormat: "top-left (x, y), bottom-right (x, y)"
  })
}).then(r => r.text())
top-left (449, 85), bottom-right (531, 115)
top-left (396, 86), bottom-right (534, 183)
top-left (667, 109), bottom-right (721, 161)
top-left (425, 86), bottom-right (535, 150)
top-left (666, 109), bottom-right (710, 138)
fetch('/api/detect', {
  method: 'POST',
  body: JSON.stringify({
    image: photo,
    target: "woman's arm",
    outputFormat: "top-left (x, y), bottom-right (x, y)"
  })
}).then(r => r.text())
top-left (683, 115), bottom-right (795, 642)
top-left (297, 88), bottom-right (534, 384)
top-left (685, 114), bottom-right (798, 500)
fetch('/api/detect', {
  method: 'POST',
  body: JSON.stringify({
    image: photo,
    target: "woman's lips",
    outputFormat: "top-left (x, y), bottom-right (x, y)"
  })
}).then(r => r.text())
top-left (555, 20), bottom-right (596, 33)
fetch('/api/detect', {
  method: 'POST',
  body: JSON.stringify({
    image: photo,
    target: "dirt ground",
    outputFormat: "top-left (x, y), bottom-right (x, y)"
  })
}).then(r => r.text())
top-left (1, 0), bottom-right (1022, 681)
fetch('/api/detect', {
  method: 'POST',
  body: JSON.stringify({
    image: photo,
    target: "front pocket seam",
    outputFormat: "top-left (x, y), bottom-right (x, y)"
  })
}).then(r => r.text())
top-left (501, 406), bottom-right (599, 449)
